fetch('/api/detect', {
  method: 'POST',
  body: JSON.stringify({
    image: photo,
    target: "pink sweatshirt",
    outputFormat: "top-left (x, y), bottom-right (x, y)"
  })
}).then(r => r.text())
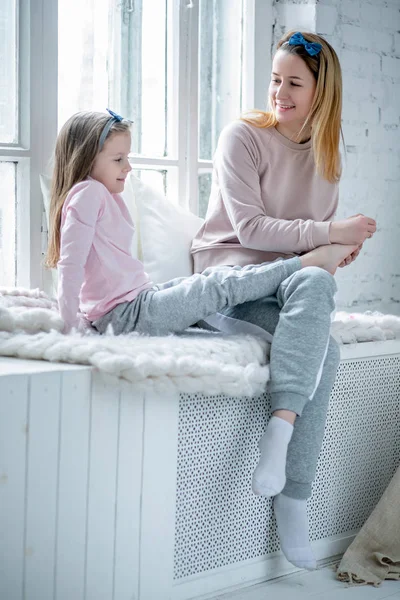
top-left (57, 178), bottom-right (152, 331)
top-left (191, 121), bottom-right (339, 272)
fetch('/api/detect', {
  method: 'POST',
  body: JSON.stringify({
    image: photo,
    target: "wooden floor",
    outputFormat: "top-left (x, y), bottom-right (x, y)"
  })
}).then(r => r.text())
top-left (215, 563), bottom-right (400, 600)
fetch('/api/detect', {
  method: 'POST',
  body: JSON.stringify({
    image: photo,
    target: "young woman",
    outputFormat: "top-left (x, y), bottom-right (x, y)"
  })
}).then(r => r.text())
top-left (191, 31), bottom-right (376, 570)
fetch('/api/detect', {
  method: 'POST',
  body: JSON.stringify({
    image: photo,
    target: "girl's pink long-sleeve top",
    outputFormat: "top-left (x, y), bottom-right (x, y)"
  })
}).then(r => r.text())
top-left (57, 178), bottom-right (152, 331)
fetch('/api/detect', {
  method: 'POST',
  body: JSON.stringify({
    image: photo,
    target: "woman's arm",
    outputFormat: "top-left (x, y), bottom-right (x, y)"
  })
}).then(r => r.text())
top-left (215, 125), bottom-right (331, 254)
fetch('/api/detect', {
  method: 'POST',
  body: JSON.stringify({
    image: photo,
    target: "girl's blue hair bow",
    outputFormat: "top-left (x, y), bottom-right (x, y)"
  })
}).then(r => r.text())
top-left (288, 32), bottom-right (322, 57)
top-left (99, 108), bottom-right (131, 149)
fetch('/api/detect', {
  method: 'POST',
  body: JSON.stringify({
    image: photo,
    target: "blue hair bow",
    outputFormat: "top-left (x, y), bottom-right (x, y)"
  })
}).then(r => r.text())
top-left (106, 108), bottom-right (123, 122)
top-left (288, 32), bottom-right (322, 57)
top-left (99, 108), bottom-right (130, 149)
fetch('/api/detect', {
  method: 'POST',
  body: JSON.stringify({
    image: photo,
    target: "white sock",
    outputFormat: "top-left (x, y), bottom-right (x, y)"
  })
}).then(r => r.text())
top-left (274, 493), bottom-right (317, 571)
top-left (252, 416), bottom-right (294, 497)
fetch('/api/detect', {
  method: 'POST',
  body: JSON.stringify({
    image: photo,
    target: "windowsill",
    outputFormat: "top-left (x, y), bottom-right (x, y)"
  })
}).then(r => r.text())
top-left (0, 356), bottom-right (91, 376)
top-left (340, 338), bottom-right (400, 360)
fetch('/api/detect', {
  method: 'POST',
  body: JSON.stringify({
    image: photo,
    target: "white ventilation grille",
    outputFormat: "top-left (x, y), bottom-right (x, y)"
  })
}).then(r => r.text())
top-left (174, 356), bottom-right (400, 580)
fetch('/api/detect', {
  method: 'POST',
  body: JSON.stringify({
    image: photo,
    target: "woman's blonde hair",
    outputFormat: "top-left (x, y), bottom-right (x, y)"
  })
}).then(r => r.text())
top-left (241, 31), bottom-right (343, 183)
top-left (45, 111), bottom-right (131, 268)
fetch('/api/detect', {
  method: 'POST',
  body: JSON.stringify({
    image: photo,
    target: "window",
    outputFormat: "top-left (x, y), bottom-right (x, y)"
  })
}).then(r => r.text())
top-left (58, 0), bottom-right (261, 218)
top-left (0, 0), bottom-right (58, 289)
top-left (0, 163), bottom-right (16, 286)
top-left (0, 0), bottom-right (17, 144)
top-left (0, 1), bottom-right (18, 286)
top-left (1, 0), bottom-right (271, 290)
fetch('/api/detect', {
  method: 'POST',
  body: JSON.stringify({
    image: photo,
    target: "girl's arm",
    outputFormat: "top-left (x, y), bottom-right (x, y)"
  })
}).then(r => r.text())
top-left (57, 181), bottom-right (104, 332)
top-left (215, 125), bottom-right (332, 254)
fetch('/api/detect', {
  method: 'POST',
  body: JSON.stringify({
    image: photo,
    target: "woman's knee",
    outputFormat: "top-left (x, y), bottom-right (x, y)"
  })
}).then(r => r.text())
top-left (296, 266), bottom-right (337, 295)
top-left (279, 266), bottom-right (337, 305)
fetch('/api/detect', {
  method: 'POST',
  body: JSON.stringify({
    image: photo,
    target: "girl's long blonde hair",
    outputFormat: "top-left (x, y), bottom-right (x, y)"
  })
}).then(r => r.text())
top-left (45, 111), bottom-right (131, 268)
top-left (241, 31), bottom-right (343, 183)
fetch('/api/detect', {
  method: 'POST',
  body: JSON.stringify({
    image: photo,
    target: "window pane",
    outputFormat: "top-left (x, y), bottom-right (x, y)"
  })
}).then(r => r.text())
top-left (128, 0), bottom-right (168, 157)
top-left (131, 167), bottom-right (178, 202)
top-left (198, 172), bottom-right (212, 219)
top-left (0, 163), bottom-right (16, 286)
top-left (0, 0), bottom-right (17, 143)
top-left (199, 0), bottom-right (244, 160)
top-left (58, 0), bottom-right (168, 157)
top-left (58, 0), bottom-right (115, 129)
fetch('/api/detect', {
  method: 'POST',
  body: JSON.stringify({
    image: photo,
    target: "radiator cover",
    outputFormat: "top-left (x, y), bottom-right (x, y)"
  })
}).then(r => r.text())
top-left (174, 355), bottom-right (400, 579)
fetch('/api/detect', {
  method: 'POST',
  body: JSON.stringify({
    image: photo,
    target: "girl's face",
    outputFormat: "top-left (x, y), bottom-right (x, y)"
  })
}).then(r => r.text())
top-left (269, 49), bottom-right (317, 139)
top-left (90, 131), bottom-right (132, 194)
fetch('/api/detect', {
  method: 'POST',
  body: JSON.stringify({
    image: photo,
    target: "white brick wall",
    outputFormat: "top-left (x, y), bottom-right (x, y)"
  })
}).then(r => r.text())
top-left (272, 0), bottom-right (400, 313)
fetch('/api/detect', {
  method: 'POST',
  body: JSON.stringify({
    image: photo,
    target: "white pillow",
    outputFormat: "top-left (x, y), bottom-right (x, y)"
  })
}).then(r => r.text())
top-left (40, 174), bottom-right (58, 297)
top-left (119, 173), bottom-right (141, 260)
top-left (130, 175), bottom-right (204, 283)
top-left (40, 174), bottom-right (51, 229)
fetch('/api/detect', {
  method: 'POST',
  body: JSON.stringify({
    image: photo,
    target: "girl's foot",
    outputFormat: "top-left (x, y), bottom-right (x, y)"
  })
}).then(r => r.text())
top-left (301, 244), bottom-right (358, 275)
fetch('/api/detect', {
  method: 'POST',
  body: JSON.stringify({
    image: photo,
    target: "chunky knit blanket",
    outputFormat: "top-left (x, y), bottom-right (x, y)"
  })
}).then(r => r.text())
top-left (0, 288), bottom-right (270, 395)
top-left (1, 287), bottom-right (400, 394)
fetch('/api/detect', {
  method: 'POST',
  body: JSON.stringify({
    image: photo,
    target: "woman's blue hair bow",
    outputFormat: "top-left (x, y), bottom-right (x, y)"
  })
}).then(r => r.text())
top-left (288, 32), bottom-right (322, 57)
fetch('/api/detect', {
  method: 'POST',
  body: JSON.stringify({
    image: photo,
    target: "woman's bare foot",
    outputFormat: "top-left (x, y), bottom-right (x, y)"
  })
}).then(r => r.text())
top-left (301, 244), bottom-right (358, 275)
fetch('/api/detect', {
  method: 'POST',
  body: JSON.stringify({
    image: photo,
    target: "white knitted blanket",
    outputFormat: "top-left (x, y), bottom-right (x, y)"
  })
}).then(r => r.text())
top-left (0, 288), bottom-right (270, 395)
top-left (1, 287), bottom-right (400, 394)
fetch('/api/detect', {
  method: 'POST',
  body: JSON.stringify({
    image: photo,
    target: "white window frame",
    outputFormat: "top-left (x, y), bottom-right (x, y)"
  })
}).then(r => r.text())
top-left (1, 0), bottom-right (273, 290)
top-left (0, 0), bottom-right (58, 289)
top-left (127, 0), bottom-right (273, 215)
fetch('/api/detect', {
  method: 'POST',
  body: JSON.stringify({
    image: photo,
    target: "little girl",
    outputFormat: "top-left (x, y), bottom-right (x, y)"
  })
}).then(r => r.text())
top-left (46, 109), bottom-right (356, 568)
top-left (191, 31), bottom-right (377, 570)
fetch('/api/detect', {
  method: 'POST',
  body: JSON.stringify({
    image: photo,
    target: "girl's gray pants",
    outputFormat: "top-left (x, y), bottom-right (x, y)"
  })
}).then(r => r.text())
top-left (93, 258), bottom-right (301, 336)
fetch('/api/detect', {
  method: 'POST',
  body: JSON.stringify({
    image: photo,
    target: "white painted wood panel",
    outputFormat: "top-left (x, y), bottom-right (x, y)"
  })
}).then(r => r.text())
top-left (54, 370), bottom-right (92, 600)
top-left (0, 375), bottom-right (29, 600)
top-left (24, 372), bottom-right (61, 600)
top-left (85, 375), bottom-right (120, 600)
top-left (139, 392), bottom-right (180, 600)
top-left (113, 390), bottom-right (144, 600)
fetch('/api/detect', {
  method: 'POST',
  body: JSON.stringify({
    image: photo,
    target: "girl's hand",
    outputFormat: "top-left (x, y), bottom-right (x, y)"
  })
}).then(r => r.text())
top-left (77, 313), bottom-right (93, 333)
top-left (330, 214), bottom-right (376, 245)
top-left (62, 314), bottom-right (89, 334)
top-left (338, 243), bottom-right (363, 268)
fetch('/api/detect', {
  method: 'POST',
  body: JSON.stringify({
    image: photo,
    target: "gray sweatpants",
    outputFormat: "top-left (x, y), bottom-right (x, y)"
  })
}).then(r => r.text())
top-left (222, 266), bottom-right (340, 499)
top-left (94, 260), bottom-right (338, 500)
top-left (93, 257), bottom-right (301, 335)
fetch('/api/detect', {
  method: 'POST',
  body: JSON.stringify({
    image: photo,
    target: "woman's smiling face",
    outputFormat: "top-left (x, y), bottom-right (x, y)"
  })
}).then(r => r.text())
top-left (269, 49), bottom-right (317, 139)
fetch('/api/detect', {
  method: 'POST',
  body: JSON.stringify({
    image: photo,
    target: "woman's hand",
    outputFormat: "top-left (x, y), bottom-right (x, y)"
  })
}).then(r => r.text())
top-left (338, 243), bottom-right (363, 268)
top-left (330, 214), bottom-right (376, 245)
